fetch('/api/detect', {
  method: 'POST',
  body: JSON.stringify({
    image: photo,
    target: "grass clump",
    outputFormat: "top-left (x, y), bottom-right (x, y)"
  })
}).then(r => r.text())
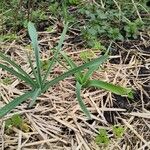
top-left (0, 21), bottom-right (125, 118)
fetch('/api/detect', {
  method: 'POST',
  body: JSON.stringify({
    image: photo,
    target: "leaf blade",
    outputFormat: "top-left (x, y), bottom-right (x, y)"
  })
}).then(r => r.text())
top-left (42, 22), bottom-right (68, 84)
top-left (82, 54), bottom-right (108, 84)
top-left (0, 52), bottom-right (35, 87)
top-left (0, 64), bottom-right (35, 87)
top-left (87, 80), bottom-right (134, 98)
top-left (28, 22), bottom-right (42, 87)
top-left (0, 90), bottom-right (35, 118)
top-left (42, 55), bottom-right (108, 92)
top-left (76, 82), bottom-right (91, 119)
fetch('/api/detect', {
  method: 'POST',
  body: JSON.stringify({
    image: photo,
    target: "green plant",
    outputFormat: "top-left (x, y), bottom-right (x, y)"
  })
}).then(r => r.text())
top-left (0, 33), bottom-right (18, 42)
top-left (124, 19), bottom-right (144, 38)
top-left (113, 125), bottom-right (125, 138)
top-left (5, 114), bottom-right (23, 129)
top-left (92, 40), bottom-right (106, 51)
top-left (59, 44), bottom-right (133, 119)
top-left (0, 22), bottom-right (110, 118)
top-left (95, 129), bottom-right (110, 145)
top-left (67, 0), bottom-right (81, 5)
top-left (0, 77), bottom-right (12, 85)
top-left (108, 28), bottom-right (124, 40)
top-left (95, 125), bottom-right (125, 145)
top-left (5, 114), bottom-right (30, 133)
top-left (31, 10), bottom-right (47, 22)
top-left (77, 1), bottom-right (148, 46)
top-left (80, 50), bottom-right (95, 62)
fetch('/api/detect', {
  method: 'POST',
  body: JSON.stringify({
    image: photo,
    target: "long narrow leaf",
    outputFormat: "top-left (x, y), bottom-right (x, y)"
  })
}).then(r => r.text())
top-left (60, 51), bottom-right (82, 82)
top-left (87, 80), bottom-right (134, 98)
top-left (0, 52), bottom-right (35, 86)
top-left (42, 55), bottom-right (108, 92)
top-left (82, 65), bottom-right (99, 84)
top-left (0, 90), bottom-right (35, 118)
top-left (82, 54), bottom-right (108, 84)
top-left (28, 22), bottom-right (42, 87)
top-left (26, 51), bottom-right (39, 87)
top-left (76, 82), bottom-right (91, 119)
top-left (42, 22), bottom-right (68, 84)
top-left (28, 88), bottom-right (41, 108)
top-left (0, 64), bottom-right (35, 87)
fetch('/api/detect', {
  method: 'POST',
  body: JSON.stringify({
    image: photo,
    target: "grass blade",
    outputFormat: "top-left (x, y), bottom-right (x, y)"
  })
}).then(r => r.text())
top-left (0, 90), bottom-right (35, 118)
top-left (60, 51), bottom-right (83, 82)
top-left (28, 88), bottom-right (41, 108)
top-left (82, 54), bottom-right (108, 84)
top-left (42, 22), bottom-right (68, 84)
top-left (26, 51), bottom-right (39, 86)
top-left (0, 64), bottom-right (35, 87)
top-left (0, 52), bottom-right (35, 86)
top-left (28, 22), bottom-right (42, 87)
top-left (87, 80), bottom-right (134, 98)
top-left (42, 55), bottom-right (108, 92)
top-left (82, 65), bottom-right (99, 84)
top-left (76, 82), bottom-right (91, 119)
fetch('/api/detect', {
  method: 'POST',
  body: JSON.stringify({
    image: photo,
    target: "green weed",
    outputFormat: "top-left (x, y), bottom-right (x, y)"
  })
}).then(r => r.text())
top-left (80, 50), bottom-right (95, 62)
top-left (95, 129), bottom-right (110, 145)
top-left (124, 19), bottom-right (144, 39)
top-left (95, 125), bottom-right (125, 145)
top-left (0, 34), bottom-right (18, 42)
top-left (5, 114), bottom-right (30, 133)
top-left (113, 125), bottom-right (125, 138)
top-left (0, 77), bottom-right (12, 85)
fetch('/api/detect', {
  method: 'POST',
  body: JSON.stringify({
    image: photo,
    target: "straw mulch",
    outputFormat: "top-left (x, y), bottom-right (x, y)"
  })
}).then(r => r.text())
top-left (0, 30), bottom-right (150, 150)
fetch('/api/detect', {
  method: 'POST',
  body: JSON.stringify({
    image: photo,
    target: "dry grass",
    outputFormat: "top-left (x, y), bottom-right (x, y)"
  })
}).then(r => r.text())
top-left (0, 29), bottom-right (150, 150)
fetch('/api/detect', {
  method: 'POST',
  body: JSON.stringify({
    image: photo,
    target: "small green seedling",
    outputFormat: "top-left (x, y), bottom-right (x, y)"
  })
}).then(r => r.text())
top-left (5, 114), bottom-right (22, 129)
top-left (40, 59), bottom-right (51, 71)
top-left (0, 34), bottom-right (18, 42)
top-left (95, 129), bottom-right (110, 145)
top-left (1, 77), bottom-right (12, 85)
top-left (93, 40), bottom-right (106, 51)
top-left (68, 0), bottom-right (80, 5)
top-left (5, 114), bottom-right (30, 133)
top-left (80, 50), bottom-right (95, 62)
top-left (113, 125), bottom-right (125, 138)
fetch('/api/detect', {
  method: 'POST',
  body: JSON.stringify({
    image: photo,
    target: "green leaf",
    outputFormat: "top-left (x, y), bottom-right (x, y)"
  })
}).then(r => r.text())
top-left (82, 65), bottom-right (99, 84)
top-left (96, 129), bottom-right (110, 145)
top-left (11, 114), bottom-right (22, 127)
top-left (42, 55), bottom-right (109, 93)
top-left (76, 82), bottom-right (91, 119)
top-left (113, 125), bottom-right (125, 138)
top-left (28, 22), bottom-right (38, 43)
top-left (82, 55), bottom-right (108, 84)
top-left (86, 80), bottom-right (134, 98)
top-left (0, 52), bottom-right (36, 87)
top-left (0, 64), bottom-right (35, 87)
top-left (60, 51), bottom-right (83, 82)
top-left (28, 88), bottom-right (41, 108)
top-left (26, 51), bottom-right (39, 87)
top-left (0, 90), bottom-right (35, 118)
top-left (42, 22), bottom-right (68, 84)
top-left (28, 22), bottom-right (42, 87)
